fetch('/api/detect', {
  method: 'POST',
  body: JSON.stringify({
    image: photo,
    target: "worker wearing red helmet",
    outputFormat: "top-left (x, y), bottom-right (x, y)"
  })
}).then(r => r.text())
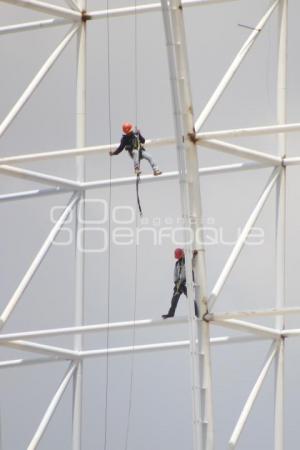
top-left (162, 248), bottom-right (199, 319)
top-left (109, 122), bottom-right (162, 176)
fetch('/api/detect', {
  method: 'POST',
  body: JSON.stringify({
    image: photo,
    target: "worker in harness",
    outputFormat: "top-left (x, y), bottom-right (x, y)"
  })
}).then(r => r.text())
top-left (162, 248), bottom-right (199, 319)
top-left (109, 122), bottom-right (162, 176)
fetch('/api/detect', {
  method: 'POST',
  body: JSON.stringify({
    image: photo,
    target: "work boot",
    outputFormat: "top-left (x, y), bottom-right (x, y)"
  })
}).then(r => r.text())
top-left (153, 169), bottom-right (162, 176)
top-left (135, 168), bottom-right (142, 175)
top-left (161, 314), bottom-right (174, 319)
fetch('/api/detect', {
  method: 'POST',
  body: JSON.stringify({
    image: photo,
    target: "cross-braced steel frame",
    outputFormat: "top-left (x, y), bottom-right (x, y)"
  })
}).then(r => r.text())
top-left (0, 0), bottom-right (298, 448)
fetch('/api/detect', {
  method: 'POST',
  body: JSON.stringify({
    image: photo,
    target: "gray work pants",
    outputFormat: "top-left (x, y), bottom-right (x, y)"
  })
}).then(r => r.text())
top-left (131, 149), bottom-right (158, 171)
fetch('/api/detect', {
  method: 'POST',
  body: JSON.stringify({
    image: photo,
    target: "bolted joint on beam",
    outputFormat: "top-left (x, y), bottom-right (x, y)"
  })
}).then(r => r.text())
top-left (202, 313), bottom-right (212, 322)
top-left (188, 130), bottom-right (198, 144)
top-left (82, 11), bottom-right (92, 21)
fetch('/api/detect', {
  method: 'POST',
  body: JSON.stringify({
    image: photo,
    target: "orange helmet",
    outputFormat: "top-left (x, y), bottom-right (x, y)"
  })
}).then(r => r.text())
top-left (174, 248), bottom-right (184, 260)
top-left (122, 122), bottom-right (134, 135)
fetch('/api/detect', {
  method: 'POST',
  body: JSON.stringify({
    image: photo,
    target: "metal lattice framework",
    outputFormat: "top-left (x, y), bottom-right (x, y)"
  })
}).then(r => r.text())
top-left (1, 0), bottom-right (299, 448)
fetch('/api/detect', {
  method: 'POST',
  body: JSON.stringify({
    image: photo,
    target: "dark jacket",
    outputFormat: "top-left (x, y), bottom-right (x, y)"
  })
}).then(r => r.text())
top-left (113, 131), bottom-right (145, 155)
top-left (174, 258), bottom-right (186, 285)
top-left (174, 255), bottom-right (197, 286)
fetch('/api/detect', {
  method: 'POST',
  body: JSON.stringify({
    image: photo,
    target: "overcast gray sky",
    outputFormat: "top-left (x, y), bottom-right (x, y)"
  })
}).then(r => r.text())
top-left (1, 0), bottom-right (300, 449)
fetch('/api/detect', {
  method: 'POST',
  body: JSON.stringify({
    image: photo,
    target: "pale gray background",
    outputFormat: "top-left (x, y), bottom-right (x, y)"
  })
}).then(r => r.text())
top-left (0, 0), bottom-right (300, 449)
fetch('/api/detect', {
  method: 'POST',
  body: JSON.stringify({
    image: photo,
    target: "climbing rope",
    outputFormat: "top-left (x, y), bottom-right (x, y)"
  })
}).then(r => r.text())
top-left (133, 0), bottom-right (143, 218)
top-left (124, 0), bottom-right (140, 447)
top-left (103, 0), bottom-right (140, 445)
top-left (136, 174), bottom-right (143, 217)
top-left (124, 206), bottom-right (139, 450)
top-left (104, 0), bottom-right (113, 448)
top-left (135, 132), bottom-right (143, 217)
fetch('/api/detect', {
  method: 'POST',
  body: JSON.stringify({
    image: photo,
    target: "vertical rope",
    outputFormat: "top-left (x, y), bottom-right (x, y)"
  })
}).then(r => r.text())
top-left (124, 210), bottom-right (139, 450)
top-left (104, 0), bottom-right (113, 448)
top-left (134, 0), bottom-right (138, 128)
top-left (124, 0), bottom-right (139, 448)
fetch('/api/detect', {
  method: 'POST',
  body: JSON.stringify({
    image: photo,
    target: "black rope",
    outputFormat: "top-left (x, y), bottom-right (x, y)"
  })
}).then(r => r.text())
top-left (135, 135), bottom-right (143, 217)
top-left (124, 2), bottom-right (140, 448)
top-left (238, 23), bottom-right (261, 32)
top-left (135, 173), bottom-right (143, 217)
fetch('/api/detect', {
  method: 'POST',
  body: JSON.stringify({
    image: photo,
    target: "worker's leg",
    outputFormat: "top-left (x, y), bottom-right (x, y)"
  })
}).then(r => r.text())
top-left (132, 149), bottom-right (140, 171)
top-left (194, 300), bottom-right (199, 318)
top-left (182, 285), bottom-right (199, 317)
top-left (162, 286), bottom-right (181, 319)
top-left (140, 149), bottom-right (159, 172)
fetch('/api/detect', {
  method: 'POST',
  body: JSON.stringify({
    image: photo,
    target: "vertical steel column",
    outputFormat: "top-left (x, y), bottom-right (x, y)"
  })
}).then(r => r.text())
top-left (72, 8), bottom-right (86, 450)
top-left (160, 1), bottom-right (213, 449)
top-left (275, 1), bottom-right (287, 449)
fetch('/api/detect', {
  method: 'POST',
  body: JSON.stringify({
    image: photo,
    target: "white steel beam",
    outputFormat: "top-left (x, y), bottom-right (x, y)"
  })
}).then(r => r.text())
top-left (200, 139), bottom-right (282, 166)
top-left (79, 335), bottom-right (266, 359)
top-left (89, 0), bottom-right (238, 21)
top-left (276, 0), bottom-right (288, 329)
top-left (2, 119), bottom-right (300, 164)
top-left (0, 187), bottom-right (71, 203)
top-left (2, 340), bottom-right (79, 359)
top-left (0, 162), bottom-right (270, 194)
top-left (0, 193), bottom-right (79, 328)
top-left (0, 165), bottom-right (80, 190)
top-left (1, 0), bottom-right (81, 20)
top-left (196, 123), bottom-right (300, 141)
top-left (197, 162), bottom-right (266, 175)
top-left (82, 162), bottom-right (267, 190)
top-left (0, 137), bottom-right (285, 167)
top-left (208, 167), bottom-right (280, 310)
top-left (0, 143), bottom-right (123, 164)
top-left (228, 342), bottom-right (278, 449)
top-left (0, 317), bottom-right (188, 342)
top-left (161, 1), bottom-right (202, 448)
top-left (0, 335), bottom-right (270, 370)
top-left (211, 319), bottom-right (281, 339)
top-left (206, 306), bottom-right (300, 321)
top-left (195, 0), bottom-right (280, 132)
top-left (283, 157), bottom-right (300, 166)
top-left (282, 329), bottom-right (300, 337)
top-left (72, 20), bottom-right (86, 450)
top-left (0, 18), bottom-right (69, 35)
top-left (274, 1), bottom-right (288, 448)
top-left (27, 362), bottom-right (77, 450)
top-left (274, 338), bottom-right (285, 450)
top-left (0, 24), bottom-right (79, 140)
top-left (79, 336), bottom-right (270, 359)
top-left (211, 335), bottom-right (269, 346)
top-left (0, 145), bottom-right (113, 165)
top-left (0, 317), bottom-right (279, 344)
top-left (0, 162), bottom-right (269, 204)
top-left (161, 0), bottom-right (214, 447)
top-left (0, 356), bottom-right (67, 369)
top-left (3, 316), bottom-right (300, 346)
top-left (0, 138), bottom-right (173, 165)
top-left (64, 0), bottom-right (80, 12)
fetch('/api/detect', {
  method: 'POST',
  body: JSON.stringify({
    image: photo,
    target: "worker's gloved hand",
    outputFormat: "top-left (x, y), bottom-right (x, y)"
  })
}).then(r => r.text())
top-left (109, 150), bottom-right (114, 156)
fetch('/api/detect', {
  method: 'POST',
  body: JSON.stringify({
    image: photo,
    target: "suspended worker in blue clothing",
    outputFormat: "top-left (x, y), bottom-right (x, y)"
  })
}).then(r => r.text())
top-left (109, 122), bottom-right (162, 176)
top-left (162, 248), bottom-right (199, 319)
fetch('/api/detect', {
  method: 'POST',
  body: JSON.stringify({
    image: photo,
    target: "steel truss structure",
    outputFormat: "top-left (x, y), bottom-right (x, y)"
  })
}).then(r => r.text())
top-left (0, 0), bottom-right (298, 448)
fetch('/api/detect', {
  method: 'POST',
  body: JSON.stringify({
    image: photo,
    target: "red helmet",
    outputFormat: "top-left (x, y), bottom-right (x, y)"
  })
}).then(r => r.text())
top-left (122, 122), bottom-right (134, 135)
top-left (174, 248), bottom-right (184, 260)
